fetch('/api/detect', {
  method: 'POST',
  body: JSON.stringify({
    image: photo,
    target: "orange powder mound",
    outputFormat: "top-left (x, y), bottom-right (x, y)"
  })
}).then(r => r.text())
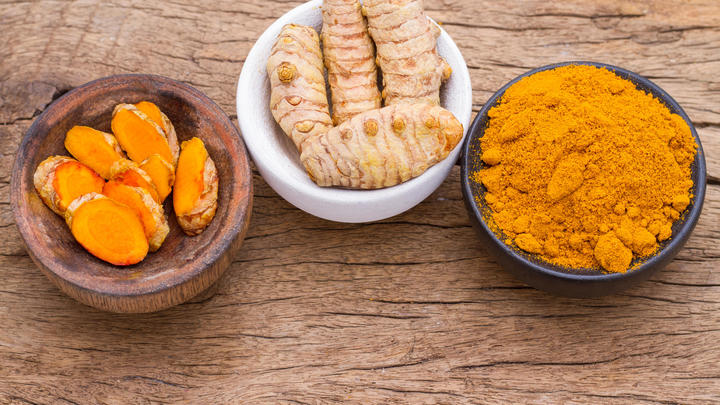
top-left (473, 65), bottom-right (697, 273)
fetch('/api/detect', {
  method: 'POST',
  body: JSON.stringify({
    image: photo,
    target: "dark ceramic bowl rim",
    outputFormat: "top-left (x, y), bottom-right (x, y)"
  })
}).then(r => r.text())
top-left (10, 73), bottom-right (253, 298)
top-left (460, 61), bottom-right (707, 283)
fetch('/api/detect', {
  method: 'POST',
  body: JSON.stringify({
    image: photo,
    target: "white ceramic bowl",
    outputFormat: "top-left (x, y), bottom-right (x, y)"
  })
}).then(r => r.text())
top-left (237, 0), bottom-right (472, 223)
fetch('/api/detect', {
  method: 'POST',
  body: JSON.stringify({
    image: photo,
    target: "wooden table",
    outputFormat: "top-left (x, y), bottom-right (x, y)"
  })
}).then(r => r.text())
top-left (2, 1), bottom-right (719, 403)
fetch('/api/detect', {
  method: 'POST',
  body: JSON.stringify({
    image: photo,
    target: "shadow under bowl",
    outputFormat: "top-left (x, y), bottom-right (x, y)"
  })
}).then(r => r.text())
top-left (461, 61), bottom-right (707, 298)
top-left (10, 74), bottom-right (253, 313)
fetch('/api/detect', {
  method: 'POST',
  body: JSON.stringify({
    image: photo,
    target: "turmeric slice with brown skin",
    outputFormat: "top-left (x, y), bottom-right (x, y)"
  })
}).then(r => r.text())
top-left (173, 137), bottom-right (218, 236)
top-left (33, 156), bottom-right (105, 215)
top-left (139, 154), bottom-right (175, 203)
top-left (103, 181), bottom-right (169, 252)
top-left (65, 193), bottom-right (149, 266)
top-left (109, 159), bottom-right (161, 203)
top-left (133, 101), bottom-right (180, 166)
top-left (300, 103), bottom-right (463, 189)
top-left (111, 104), bottom-right (177, 166)
top-left (64, 126), bottom-right (125, 179)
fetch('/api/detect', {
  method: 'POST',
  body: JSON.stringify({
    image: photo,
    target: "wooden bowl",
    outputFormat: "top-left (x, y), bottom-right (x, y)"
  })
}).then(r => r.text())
top-left (10, 74), bottom-right (253, 313)
top-left (461, 61), bottom-right (707, 297)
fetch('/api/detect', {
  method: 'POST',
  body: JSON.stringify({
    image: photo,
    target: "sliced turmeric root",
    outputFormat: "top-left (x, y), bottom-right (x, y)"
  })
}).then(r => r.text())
top-left (139, 154), bottom-right (175, 203)
top-left (111, 104), bottom-right (177, 166)
top-left (33, 156), bottom-right (105, 215)
top-left (64, 126), bottom-right (125, 179)
top-left (134, 101), bottom-right (180, 166)
top-left (173, 137), bottom-right (218, 235)
top-left (65, 193), bottom-right (149, 266)
top-left (109, 159), bottom-right (161, 203)
top-left (103, 181), bottom-right (169, 252)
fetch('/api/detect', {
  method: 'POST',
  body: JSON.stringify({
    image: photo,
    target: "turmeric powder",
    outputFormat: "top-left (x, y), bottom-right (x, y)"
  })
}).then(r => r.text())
top-left (474, 65), bottom-right (697, 273)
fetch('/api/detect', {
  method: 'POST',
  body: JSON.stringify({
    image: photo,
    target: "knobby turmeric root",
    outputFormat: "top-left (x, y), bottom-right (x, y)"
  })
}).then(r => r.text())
top-left (322, 0), bottom-right (381, 125)
top-left (300, 103), bottom-right (463, 189)
top-left (267, 24), bottom-right (334, 150)
top-left (109, 159), bottom-right (161, 204)
top-left (133, 101), bottom-right (180, 166)
top-left (64, 126), bottom-right (125, 179)
top-left (103, 181), bottom-right (169, 252)
top-left (111, 104), bottom-right (178, 167)
top-left (364, 0), bottom-right (451, 106)
top-left (34, 156), bottom-right (105, 215)
top-left (65, 193), bottom-right (149, 266)
top-left (140, 154), bottom-right (175, 203)
top-left (173, 137), bottom-right (218, 235)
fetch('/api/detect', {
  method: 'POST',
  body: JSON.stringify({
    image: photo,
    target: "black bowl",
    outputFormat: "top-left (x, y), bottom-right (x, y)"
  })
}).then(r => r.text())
top-left (460, 61), bottom-right (707, 298)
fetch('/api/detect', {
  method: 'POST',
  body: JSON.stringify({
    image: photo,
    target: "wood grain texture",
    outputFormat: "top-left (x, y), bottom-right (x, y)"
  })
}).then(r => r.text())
top-left (1, 0), bottom-right (719, 403)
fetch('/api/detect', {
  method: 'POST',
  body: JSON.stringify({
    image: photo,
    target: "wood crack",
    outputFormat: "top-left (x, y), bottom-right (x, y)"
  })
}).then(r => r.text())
top-left (323, 312), bottom-right (429, 320)
top-left (344, 359), bottom-right (429, 371)
top-left (439, 21), bottom-right (552, 32)
top-left (121, 375), bottom-right (194, 389)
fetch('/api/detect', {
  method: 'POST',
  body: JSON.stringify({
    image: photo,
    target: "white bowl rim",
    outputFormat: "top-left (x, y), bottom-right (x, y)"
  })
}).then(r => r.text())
top-left (237, 0), bottom-right (473, 222)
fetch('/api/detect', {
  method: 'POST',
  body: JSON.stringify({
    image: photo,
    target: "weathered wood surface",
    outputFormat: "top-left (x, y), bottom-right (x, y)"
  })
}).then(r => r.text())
top-left (1, 0), bottom-right (719, 403)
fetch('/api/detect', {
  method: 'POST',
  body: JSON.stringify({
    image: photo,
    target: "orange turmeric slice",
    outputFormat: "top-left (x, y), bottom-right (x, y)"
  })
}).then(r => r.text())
top-left (135, 101), bottom-right (167, 131)
top-left (173, 137), bottom-right (218, 235)
top-left (33, 156), bottom-right (105, 215)
top-left (134, 101), bottom-right (180, 166)
top-left (111, 104), bottom-right (176, 166)
top-left (103, 181), bottom-right (169, 252)
top-left (64, 125), bottom-right (125, 179)
top-left (109, 159), bottom-right (161, 203)
top-left (139, 154), bottom-right (175, 203)
top-left (65, 193), bottom-right (148, 266)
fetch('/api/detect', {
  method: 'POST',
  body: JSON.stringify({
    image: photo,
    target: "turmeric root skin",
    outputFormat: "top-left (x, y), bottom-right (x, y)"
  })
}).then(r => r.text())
top-left (322, 0), bottom-right (382, 125)
top-left (33, 156), bottom-right (105, 215)
top-left (65, 193), bottom-right (149, 266)
top-left (300, 103), bottom-right (463, 189)
top-left (133, 101), bottom-right (180, 167)
top-left (173, 137), bottom-right (218, 236)
top-left (111, 104), bottom-right (178, 167)
top-left (64, 126), bottom-right (125, 179)
top-left (267, 24), bottom-right (333, 150)
top-left (140, 154), bottom-right (175, 203)
top-left (364, 0), bottom-right (450, 106)
top-left (103, 181), bottom-right (169, 252)
top-left (109, 159), bottom-right (161, 204)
